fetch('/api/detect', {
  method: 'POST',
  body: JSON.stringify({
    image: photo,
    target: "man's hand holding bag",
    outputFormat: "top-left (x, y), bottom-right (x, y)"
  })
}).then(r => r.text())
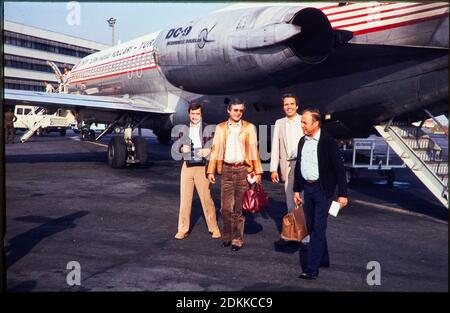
top-left (281, 204), bottom-right (308, 242)
top-left (242, 182), bottom-right (269, 213)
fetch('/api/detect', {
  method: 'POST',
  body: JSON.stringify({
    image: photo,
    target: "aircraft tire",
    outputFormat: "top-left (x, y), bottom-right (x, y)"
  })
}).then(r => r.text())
top-left (108, 136), bottom-right (127, 168)
top-left (386, 170), bottom-right (395, 185)
top-left (35, 127), bottom-right (43, 137)
top-left (81, 130), bottom-right (89, 141)
top-left (60, 129), bottom-right (66, 136)
top-left (134, 137), bottom-right (148, 167)
top-left (345, 169), bottom-right (352, 184)
top-left (89, 130), bottom-right (96, 141)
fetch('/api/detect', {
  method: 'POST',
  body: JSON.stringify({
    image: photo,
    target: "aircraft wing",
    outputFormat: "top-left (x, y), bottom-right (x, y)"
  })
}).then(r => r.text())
top-left (4, 89), bottom-right (175, 114)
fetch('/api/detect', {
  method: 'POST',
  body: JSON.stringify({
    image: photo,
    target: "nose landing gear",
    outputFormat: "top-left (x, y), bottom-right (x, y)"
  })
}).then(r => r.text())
top-left (106, 115), bottom-right (149, 168)
top-left (107, 132), bottom-right (149, 168)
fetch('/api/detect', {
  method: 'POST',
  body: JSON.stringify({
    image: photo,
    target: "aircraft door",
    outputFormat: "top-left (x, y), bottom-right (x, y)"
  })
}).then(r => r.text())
top-left (46, 61), bottom-right (63, 84)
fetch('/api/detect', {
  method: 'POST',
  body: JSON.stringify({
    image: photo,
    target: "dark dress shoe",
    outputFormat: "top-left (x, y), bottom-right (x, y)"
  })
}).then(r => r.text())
top-left (298, 273), bottom-right (317, 280)
top-left (231, 245), bottom-right (241, 251)
top-left (222, 241), bottom-right (231, 247)
top-left (299, 242), bottom-right (309, 250)
top-left (274, 239), bottom-right (289, 246)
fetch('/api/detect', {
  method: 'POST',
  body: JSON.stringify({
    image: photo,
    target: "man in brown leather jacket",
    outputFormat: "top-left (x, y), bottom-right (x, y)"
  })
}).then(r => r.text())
top-left (207, 99), bottom-right (263, 251)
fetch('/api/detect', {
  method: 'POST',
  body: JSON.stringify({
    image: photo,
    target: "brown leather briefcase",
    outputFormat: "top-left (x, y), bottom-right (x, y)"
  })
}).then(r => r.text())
top-left (280, 205), bottom-right (308, 242)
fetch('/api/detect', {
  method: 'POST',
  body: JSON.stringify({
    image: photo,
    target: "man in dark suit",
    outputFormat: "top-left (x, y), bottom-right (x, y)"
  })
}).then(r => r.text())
top-left (293, 108), bottom-right (348, 280)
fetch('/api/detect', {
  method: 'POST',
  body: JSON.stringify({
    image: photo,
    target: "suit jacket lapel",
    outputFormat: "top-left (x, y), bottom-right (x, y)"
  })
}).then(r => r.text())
top-left (280, 117), bottom-right (288, 153)
top-left (317, 130), bottom-right (325, 169)
top-left (298, 136), bottom-right (306, 173)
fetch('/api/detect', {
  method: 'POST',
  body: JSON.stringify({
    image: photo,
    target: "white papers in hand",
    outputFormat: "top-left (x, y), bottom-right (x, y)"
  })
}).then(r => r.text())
top-left (329, 201), bottom-right (341, 217)
top-left (247, 173), bottom-right (257, 184)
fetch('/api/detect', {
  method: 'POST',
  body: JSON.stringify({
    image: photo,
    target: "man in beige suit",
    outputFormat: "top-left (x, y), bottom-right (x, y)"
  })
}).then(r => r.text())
top-left (175, 102), bottom-right (221, 240)
top-left (270, 94), bottom-right (308, 245)
top-left (207, 99), bottom-right (263, 251)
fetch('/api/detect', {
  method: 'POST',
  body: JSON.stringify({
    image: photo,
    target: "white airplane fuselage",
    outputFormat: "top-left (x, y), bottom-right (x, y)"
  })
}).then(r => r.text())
top-left (66, 2), bottom-right (449, 137)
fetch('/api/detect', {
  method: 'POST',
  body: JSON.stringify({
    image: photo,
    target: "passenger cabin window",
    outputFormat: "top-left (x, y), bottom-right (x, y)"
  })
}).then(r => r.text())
top-left (17, 108), bottom-right (23, 115)
top-left (24, 108), bottom-right (32, 115)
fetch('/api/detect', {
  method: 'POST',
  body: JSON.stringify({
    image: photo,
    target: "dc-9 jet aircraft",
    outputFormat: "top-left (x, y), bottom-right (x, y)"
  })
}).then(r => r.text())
top-left (5, 2), bottom-right (449, 170)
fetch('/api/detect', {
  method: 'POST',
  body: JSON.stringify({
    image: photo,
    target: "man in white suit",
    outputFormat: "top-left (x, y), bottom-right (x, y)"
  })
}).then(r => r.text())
top-left (270, 94), bottom-right (308, 245)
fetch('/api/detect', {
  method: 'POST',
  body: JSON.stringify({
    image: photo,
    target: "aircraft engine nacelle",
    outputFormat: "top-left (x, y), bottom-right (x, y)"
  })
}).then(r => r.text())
top-left (154, 6), bottom-right (334, 94)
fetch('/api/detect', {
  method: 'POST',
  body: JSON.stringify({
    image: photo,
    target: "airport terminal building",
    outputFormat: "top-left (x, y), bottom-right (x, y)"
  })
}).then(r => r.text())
top-left (4, 20), bottom-right (109, 92)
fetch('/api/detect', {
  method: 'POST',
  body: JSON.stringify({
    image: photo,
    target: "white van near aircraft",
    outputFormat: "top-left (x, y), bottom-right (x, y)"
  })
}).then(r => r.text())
top-left (13, 105), bottom-right (76, 142)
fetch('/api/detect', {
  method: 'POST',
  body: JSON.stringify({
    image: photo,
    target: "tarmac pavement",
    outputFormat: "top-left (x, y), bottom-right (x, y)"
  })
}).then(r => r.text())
top-left (4, 131), bottom-right (448, 292)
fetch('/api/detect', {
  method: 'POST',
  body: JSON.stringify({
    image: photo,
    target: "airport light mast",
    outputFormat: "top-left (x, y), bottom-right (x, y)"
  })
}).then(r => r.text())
top-left (107, 17), bottom-right (116, 46)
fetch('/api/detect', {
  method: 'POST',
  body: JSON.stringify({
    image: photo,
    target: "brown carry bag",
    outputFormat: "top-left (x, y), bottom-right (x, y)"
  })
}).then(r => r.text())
top-left (280, 204), bottom-right (308, 242)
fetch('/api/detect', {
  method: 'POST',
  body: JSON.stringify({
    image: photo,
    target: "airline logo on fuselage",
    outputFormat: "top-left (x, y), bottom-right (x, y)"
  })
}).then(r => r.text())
top-left (165, 24), bottom-right (216, 49)
top-left (165, 26), bottom-right (193, 39)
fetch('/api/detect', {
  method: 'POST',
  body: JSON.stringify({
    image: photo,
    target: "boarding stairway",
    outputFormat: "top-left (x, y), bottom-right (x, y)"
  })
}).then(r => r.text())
top-left (20, 108), bottom-right (46, 143)
top-left (20, 109), bottom-right (72, 143)
top-left (374, 121), bottom-right (448, 208)
top-left (21, 122), bottom-right (43, 143)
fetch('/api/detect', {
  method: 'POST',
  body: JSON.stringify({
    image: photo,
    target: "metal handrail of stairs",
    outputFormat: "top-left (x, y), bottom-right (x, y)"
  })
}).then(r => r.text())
top-left (374, 123), bottom-right (448, 208)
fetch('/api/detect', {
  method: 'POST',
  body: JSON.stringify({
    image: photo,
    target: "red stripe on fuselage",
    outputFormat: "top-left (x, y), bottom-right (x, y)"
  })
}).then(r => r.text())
top-left (69, 65), bottom-right (156, 84)
top-left (71, 50), bottom-right (154, 74)
top-left (328, 3), bottom-right (424, 23)
top-left (324, 2), bottom-right (396, 16)
top-left (350, 13), bottom-right (449, 35)
top-left (334, 5), bottom-right (449, 29)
